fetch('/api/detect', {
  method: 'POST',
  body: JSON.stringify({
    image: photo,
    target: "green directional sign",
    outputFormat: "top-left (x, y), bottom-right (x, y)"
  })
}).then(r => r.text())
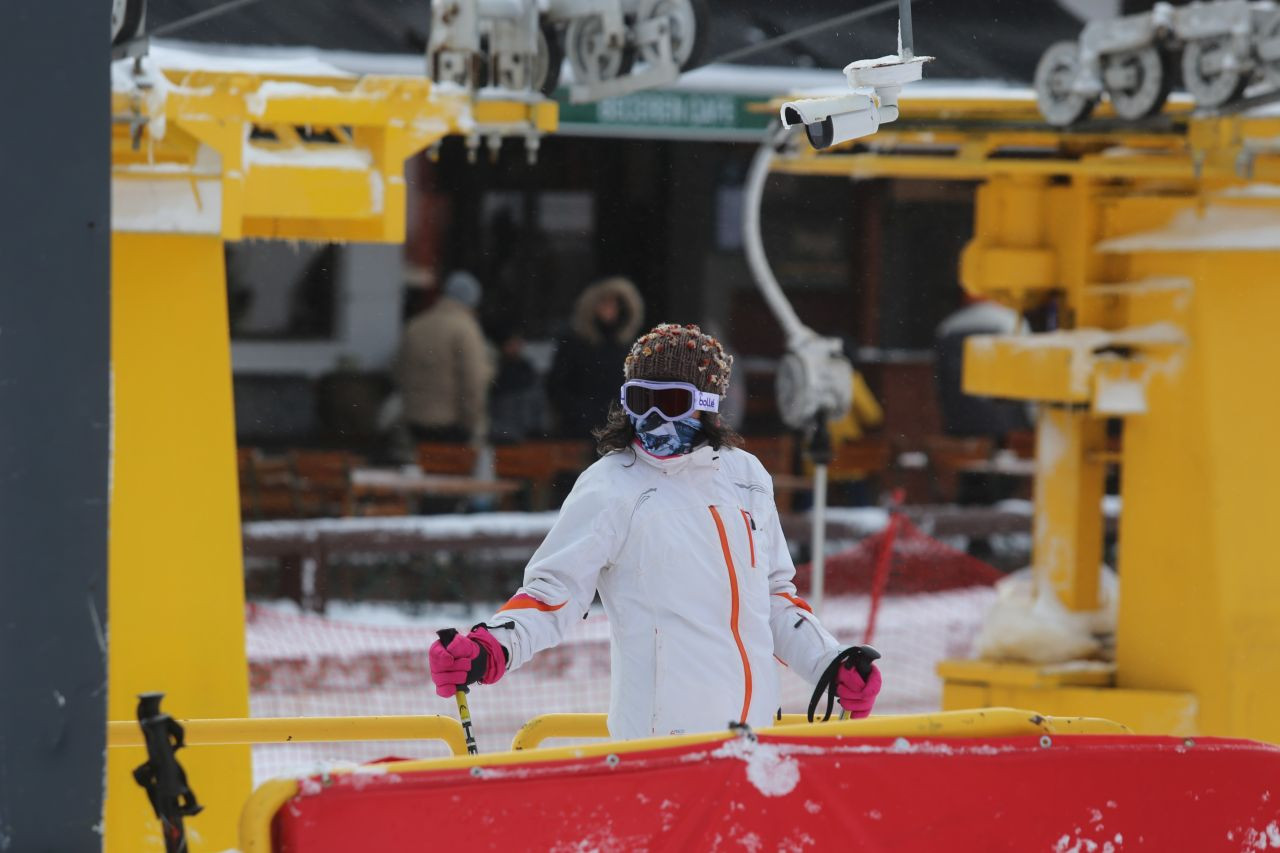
top-left (555, 89), bottom-right (775, 140)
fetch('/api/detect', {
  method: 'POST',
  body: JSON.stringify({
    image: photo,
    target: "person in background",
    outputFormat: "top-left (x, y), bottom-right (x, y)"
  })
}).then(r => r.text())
top-left (547, 276), bottom-right (644, 440)
top-left (395, 270), bottom-right (493, 445)
top-left (488, 318), bottom-right (549, 445)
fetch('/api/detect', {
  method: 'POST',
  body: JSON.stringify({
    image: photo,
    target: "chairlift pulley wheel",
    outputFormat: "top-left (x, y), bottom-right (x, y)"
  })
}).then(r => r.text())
top-left (1254, 10), bottom-right (1280, 89)
top-left (1034, 41), bottom-right (1097, 127)
top-left (635, 0), bottom-right (709, 70)
top-left (1103, 45), bottom-right (1171, 121)
top-left (1182, 35), bottom-right (1249, 109)
top-left (532, 18), bottom-right (564, 96)
top-left (565, 14), bottom-right (633, 84)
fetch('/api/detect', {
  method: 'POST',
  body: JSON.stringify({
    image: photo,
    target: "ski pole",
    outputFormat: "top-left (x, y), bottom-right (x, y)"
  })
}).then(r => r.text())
top-left (436, 629), bottom-right (479, 755)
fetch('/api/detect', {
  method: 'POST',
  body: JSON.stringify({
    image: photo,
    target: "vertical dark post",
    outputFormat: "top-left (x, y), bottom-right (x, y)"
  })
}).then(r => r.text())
top-left (0, 1), bottom-right (111, 850)
top-left (898, 0), bottom-right (915, 59)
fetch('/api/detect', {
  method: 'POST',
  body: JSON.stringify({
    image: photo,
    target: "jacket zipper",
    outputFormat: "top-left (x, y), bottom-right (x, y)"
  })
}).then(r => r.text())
top-left (739, 509), bottom-right (756, 568)
top-left (708, 505), bottom-right (752, 724)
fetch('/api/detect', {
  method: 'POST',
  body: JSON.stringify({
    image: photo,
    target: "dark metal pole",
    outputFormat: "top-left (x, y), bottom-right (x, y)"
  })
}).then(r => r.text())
top-left (898, 0), bottom-right (915, 59)
top-left (0, 0), bottom-right (111, 848)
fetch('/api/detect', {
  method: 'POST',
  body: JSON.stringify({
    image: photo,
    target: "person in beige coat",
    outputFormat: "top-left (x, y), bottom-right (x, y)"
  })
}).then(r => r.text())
top-left (395, 271), bottom-right (493, 445)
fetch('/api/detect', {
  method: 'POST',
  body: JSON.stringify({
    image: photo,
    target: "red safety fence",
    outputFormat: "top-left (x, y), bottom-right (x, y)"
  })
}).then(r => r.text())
top-left (266, 733), bottom-right (1280, 852)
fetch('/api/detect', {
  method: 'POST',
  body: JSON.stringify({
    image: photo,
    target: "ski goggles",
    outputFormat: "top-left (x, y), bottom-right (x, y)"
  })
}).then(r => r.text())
top-left (620, 380), bottom-right (720, 421)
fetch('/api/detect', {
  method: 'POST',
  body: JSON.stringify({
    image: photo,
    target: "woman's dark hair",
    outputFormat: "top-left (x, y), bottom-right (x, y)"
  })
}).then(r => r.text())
top-left (592, 401), bottom-right (745, 458)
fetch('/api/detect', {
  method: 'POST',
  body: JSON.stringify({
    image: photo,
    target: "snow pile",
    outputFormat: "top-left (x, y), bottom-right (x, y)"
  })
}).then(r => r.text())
top-left (975, 566), bottom-right (1118, 664)
top-left (713, 738), bottom-right (801, 798)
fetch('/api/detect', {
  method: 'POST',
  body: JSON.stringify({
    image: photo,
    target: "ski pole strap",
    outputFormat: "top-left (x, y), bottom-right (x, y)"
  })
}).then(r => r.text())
top-left (132, 693), bottom-right (204, 853)
top-left (806, 645), bottom-right (882, 723)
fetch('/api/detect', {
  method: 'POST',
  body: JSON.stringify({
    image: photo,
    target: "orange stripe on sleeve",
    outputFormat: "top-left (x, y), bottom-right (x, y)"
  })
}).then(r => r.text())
top-left (774, 592), bottom-right (813, 613)
top-left (498, 593), bottom-right (566, 613)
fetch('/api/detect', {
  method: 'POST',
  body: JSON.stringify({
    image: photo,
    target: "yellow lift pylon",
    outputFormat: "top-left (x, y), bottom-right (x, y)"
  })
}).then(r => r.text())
top-left (774, 90), bottom-right (1280, 744)
top-left (107, 56), bottom-right (555, 853)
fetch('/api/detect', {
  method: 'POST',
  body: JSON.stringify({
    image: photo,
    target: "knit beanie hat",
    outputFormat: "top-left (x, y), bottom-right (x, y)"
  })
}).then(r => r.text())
top-left (624, 323), bottom-right (733, 395)
top-left (443, 270), bottom-right (482, 309)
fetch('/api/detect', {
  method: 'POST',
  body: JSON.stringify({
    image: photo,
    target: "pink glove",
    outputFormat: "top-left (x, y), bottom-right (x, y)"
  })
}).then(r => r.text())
top-left (836, 664), bottom-right (883, 719)
top-left (429, 626), bottom-right (507, 699)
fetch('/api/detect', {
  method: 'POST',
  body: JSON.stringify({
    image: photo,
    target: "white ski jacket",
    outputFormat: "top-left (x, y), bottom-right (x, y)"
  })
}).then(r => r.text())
top-left (482, 442), bottom-right (843, 740)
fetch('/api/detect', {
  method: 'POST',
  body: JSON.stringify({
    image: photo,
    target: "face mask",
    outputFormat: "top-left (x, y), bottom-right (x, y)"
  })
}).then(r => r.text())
top-left (631, 411), bottom-right (705, 457)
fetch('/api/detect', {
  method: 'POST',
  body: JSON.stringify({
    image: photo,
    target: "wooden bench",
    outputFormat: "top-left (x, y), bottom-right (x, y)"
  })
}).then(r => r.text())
top-left (494, 441), bottom-right (593, 510)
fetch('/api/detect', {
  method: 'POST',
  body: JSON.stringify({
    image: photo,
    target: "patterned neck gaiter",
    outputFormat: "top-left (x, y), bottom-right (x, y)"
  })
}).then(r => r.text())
top-left (631, 412), bottom-right (705, 457)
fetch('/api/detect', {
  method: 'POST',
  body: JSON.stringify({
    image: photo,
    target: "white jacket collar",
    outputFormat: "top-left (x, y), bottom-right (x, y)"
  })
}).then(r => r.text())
top-left (631, 440), bottom-right (721, 475)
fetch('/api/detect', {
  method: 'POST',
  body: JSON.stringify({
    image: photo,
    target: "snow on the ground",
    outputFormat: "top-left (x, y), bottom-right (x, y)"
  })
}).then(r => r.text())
top-left (243, 511), bottom-right (561, 540)
top-left (246, 587), bottom-right (995, 785)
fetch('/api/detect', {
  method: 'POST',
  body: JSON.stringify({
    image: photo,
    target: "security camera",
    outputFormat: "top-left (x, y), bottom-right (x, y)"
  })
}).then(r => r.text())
top-left (780, 93), bottom-right (881, 150)
top-left (780, 54), bottom-right (929, 150)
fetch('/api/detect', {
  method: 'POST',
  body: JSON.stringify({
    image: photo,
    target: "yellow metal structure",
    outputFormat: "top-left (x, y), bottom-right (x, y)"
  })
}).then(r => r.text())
top-left (508, 708), bottom-right (1130, 749)
top-left (774, 90), bottom-right (1280, 743)
top-left (108, 55), bottom-right (557, 852)
top-left (242, 707), bottom-right (1129, 850)
top-left (107, 714), bottom-right (468, 755)
top-left (109, 233), bottom-right (251, 853)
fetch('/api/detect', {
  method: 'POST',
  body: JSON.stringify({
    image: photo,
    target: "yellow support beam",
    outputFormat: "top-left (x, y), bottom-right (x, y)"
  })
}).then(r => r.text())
top-left (107, 715), bottom-right (468, 755)
top-left (1033, 407), bottom-right (1108, 612)
top-left (107, 233), bottom-right (250, 853)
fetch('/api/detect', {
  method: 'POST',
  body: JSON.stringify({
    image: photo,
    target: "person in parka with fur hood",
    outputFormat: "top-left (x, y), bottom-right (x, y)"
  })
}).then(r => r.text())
top-left (546, 276), bottom-right (645, 440)
top-left (430, 323), bottom-right (883, 740)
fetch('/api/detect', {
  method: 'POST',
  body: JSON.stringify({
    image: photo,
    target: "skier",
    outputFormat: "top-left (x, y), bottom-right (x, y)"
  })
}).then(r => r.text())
top-left (429, 323), bottom-right (882, 738)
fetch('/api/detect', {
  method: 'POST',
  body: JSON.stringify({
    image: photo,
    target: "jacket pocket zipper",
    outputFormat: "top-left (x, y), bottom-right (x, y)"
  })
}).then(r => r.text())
top-left (739, 509), bottom-right (756, 568)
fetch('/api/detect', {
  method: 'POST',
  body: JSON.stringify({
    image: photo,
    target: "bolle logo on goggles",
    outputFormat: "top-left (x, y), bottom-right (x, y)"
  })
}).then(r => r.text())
top-left (696, 391), bottom-right (720, 413)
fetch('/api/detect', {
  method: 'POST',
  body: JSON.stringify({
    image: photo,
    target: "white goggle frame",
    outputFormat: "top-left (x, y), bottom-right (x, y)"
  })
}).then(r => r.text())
top-left (620, 379), bottom-right (720, 422)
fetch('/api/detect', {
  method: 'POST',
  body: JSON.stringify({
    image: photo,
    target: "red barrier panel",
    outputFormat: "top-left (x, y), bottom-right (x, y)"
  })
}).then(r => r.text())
top-left (271, 734), bottom-right (1280, 852)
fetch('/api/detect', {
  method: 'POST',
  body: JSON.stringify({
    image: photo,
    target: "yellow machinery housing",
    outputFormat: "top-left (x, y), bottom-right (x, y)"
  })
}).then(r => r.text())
top-left (108, 55), bottom-right (554, 852)
top-left (774, 92), bottom-right (1280, 744)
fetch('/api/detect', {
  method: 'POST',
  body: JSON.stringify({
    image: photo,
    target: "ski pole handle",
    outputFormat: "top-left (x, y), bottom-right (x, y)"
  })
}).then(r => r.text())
top-left (842, 644), bottom-right (881, 681)
top-left (436, 629), bottom-right (479, 755)
top-left (839, 645), bottom-right (881, 721)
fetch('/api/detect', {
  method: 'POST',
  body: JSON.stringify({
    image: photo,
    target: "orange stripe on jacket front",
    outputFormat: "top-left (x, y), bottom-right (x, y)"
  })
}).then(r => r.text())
top-left (709, 505), bottom-right (752, 724)
top-left (498, 593), bottom-right (566, 613)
